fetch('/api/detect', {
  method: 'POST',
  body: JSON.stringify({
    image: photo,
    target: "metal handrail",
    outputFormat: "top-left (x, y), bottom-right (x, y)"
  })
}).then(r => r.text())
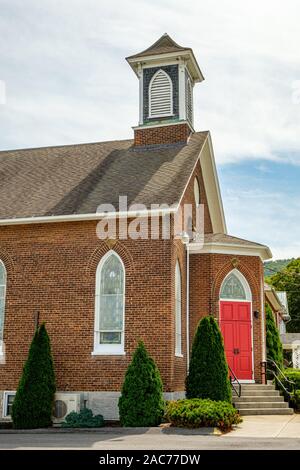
top-left (228, 365), bottom-right (241, 397)
top-left (266, 357), bottom-right (296, 399)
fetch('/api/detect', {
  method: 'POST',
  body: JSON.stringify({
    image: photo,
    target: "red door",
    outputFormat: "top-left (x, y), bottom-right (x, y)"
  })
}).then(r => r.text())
top-left (220, 301), bottom-right (253, 380)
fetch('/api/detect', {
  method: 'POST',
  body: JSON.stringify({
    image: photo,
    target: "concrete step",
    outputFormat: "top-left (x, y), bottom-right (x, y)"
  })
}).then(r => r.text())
top-left (233, 395), bottom-right (284, 403)
top-left (240, 390), bottom-right (280, 396)
top-left (235, 402), bottom-right (289, 409)
top-left (239, 408), bottom-right (293, 416)
top-left (240, 385), bottom-right (275, 391)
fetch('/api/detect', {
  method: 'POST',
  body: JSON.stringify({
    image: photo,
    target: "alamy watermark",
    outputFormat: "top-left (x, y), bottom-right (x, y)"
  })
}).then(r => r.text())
top-left (95, 196), bottom-right (205, 245)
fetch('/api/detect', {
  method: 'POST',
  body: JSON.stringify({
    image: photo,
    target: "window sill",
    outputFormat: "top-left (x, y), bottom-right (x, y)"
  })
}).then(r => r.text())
top-left (148, 113), bottom-right (174, 119)
top-left (91, 351), bottom-right (126, 356)
top-left (175, 353), bottom-right (184, 358)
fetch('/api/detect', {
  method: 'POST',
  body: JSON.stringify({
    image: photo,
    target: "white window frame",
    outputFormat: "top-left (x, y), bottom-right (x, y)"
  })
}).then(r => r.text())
top-left (92, 250), bottom-right (125, 356)
top-left (0, 260), bottom-right (7, 357)
top-left (148, 69), bottom-right (173, 119)
top-left (194, 177), bottom-right (200, 207)
top-left (175, 260), bottom-right (183, 357)
top-left (220, 269), bottom-right (252, 302)
top-left (2, 391), bottom-right (16, 418)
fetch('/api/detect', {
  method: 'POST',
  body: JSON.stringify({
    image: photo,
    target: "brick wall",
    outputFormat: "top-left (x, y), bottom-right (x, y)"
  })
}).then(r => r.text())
top-left (134, 123), bottom-right (191, 147)
top-left (171, 161), bottom-right (213, 391)
top-left (0, 152), bottom-right (266, 396)
top-left (189, 253), bottom-right (265, 383)
top-left (0, 220), bottom-right (179, 393)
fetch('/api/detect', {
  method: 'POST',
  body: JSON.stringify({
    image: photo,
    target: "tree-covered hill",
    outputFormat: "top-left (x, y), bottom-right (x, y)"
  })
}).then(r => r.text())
top-left (264, 259), bottom-right (294, 277)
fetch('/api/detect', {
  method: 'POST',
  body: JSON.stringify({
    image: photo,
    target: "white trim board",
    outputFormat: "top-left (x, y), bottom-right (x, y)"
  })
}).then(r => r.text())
top-left (189, 241), bottom-right (272, 261)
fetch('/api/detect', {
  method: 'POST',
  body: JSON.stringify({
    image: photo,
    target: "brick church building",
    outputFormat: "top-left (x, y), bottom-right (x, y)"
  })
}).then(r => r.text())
top-left (0, 34), bottom-right (272, 421)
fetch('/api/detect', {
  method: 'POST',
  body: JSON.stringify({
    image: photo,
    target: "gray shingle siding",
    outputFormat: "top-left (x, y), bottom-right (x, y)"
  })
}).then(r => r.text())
top-left (143, 65), bottom-right (179, 124)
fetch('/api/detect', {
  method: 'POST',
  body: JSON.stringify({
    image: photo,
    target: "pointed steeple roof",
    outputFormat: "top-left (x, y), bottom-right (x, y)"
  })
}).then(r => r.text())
top-left (126, 33), bottom-right (204, 82)
top-left (126, 33), bottom-right (189, 59)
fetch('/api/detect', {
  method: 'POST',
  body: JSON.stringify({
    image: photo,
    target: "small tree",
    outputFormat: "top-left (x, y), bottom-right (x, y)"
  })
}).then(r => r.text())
top-left (266, 303), bottom-right (283, 369)
top-left (12, 323), bottom-right (56, 429)
top-left (186, 316), bottom-right (231, 402)
top-left (118, 341), bottom-right (164, 426)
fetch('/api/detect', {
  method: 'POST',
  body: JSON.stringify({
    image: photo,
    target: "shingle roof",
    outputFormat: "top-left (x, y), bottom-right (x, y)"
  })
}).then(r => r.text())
top-left (204, 233), bottom-right (268, 249)
top-left (0, 132), bottom-right (208, 220)
top-left (126, 33), bottom-right (190, 60)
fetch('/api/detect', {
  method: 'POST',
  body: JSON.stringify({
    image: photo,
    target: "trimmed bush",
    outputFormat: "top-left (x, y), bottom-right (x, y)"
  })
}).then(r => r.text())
top-left (118, 341), bottom-right (164, 427)
top-left (266, 303), bottom-right (283, 370)
top-left (165, 399), bottom-right (242, 432)
top-left (186, 316), bottom-right (231, 402)
top-left (61, 408), bottom-right (104, 428)
top-left (284, 368), bottom-right (300, 389)
top-left (12, 323), bottom-right (56, 429)
top-left (290, 390), bottom-right (300, 411)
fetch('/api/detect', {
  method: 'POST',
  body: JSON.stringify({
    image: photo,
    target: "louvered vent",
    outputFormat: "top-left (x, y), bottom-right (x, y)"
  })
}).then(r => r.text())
top-left (186, 78), bottom-right (193, 124)
top-left (149, 70), bottom-right (173, 117)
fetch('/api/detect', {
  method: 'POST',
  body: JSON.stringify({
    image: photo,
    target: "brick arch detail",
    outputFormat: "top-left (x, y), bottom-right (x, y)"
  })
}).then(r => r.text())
top-left (0, 248), bottom-right (16, 282)
top-left (86, 241), bottom-right (135, 277)
top-left (211, 259), bottom-right (260, 320)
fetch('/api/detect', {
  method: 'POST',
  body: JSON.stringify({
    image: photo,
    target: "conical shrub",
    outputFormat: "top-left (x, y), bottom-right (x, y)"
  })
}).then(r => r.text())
top-left (12, 323), bottom-right (56, 429)
top-left (118, 341), bottom-right (164, 426)
top-left (186, 316), bottom-right (231, 402)
top-left (266, 303), bottom-right (283, 370)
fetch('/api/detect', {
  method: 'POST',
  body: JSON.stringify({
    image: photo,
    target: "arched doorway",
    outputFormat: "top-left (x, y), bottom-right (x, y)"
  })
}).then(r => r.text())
top-left (219, 269), bottom-right (254, 382)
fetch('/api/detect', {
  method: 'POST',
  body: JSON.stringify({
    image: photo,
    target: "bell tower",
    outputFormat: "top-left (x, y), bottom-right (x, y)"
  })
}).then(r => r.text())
top-left (126, 34), bottom-right (204, 147)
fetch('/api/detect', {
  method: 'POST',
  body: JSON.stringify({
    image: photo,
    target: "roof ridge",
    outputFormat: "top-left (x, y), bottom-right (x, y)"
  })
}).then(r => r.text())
top-left (0, 138), bottom-right (134, 155)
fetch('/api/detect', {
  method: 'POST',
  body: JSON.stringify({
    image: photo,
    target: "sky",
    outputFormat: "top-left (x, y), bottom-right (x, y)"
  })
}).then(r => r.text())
top-left (0, 0), bottom-right (300, 259)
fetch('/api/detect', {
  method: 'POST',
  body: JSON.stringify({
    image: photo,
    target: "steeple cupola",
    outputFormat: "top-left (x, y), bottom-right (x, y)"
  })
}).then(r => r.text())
top-left (126, 34), bottom-right (204, 146)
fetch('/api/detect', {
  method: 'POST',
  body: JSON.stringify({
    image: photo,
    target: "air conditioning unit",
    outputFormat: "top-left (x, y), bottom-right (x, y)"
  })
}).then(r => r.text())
top-left (52, 393), bottom-right (81, 424)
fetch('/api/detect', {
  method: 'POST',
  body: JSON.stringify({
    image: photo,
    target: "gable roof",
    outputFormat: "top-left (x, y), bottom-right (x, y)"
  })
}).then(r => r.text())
top-left (0, 132), bottom-right (210, 221)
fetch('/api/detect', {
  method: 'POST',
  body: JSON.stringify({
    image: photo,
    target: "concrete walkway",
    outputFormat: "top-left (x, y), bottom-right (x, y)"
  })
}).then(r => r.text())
top-left (0, 415), bottom-right (299, 449)
top-left (225, 414), bottom-right (300, 438)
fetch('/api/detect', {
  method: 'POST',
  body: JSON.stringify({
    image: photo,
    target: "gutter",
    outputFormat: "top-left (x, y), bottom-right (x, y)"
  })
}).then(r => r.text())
top-left (0, 207), bottom-right (178, 226)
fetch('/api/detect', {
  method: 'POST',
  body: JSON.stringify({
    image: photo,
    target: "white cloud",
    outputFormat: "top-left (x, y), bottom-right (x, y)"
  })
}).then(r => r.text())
top-left (0, 0), bottom-right (299, 258)
top-left (1, 0), bottom-right (300, 162)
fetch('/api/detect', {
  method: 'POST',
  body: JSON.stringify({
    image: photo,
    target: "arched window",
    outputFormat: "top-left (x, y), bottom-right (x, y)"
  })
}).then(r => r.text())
top-left (149, 69), bottom-right (173, 118)
top-left (93, 251), bottom-right (125, 355)
top-left (220, 270), bottom-right (251, 301)
top-left (0, 260), bottom-right (7, 355)
top-left (175, 261), bottom-right (182, 356)
top-left (186, 77), bottom-right (193, 124)
top-left (194, 177), bottom-right (200, 206)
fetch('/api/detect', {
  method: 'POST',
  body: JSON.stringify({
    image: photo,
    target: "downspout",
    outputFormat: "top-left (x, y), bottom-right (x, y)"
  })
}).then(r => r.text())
top-left (180, 231), bottom-right (190, 372)
top-left (261, 275), bottom-right (267, 384)
top-left (186, 243), bottom-right (190, 371)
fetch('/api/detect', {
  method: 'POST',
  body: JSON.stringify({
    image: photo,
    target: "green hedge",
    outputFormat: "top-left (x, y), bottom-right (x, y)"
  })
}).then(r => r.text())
top-left (284, 369), bottom-right (300, 410)
top-left (284, 369), bottom-right (300, 389)
top-left (165, 399), bottom-right (242, 432)
top-left (61, 408), bottom-right (104, 428)
top-left (290, 390), bottom-right (300, 411)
